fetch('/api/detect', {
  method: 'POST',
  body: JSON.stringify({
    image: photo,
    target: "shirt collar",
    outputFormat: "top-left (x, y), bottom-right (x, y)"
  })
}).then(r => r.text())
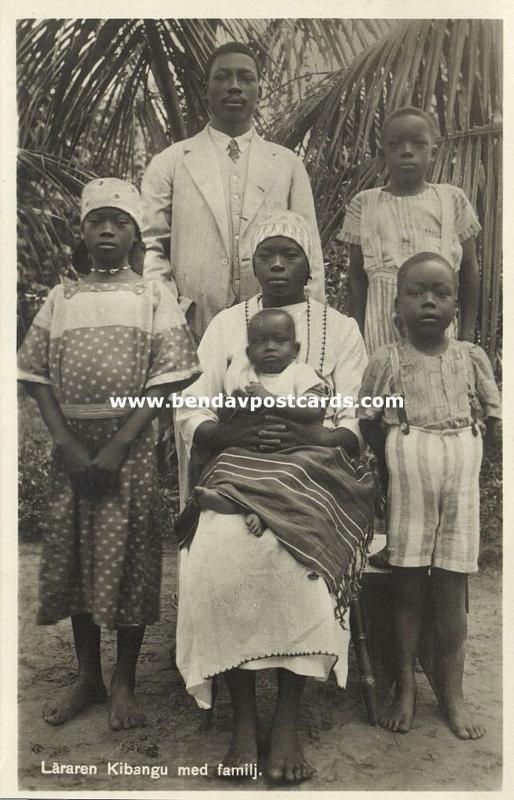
top-left (208, 124), bottom-right (254, 154)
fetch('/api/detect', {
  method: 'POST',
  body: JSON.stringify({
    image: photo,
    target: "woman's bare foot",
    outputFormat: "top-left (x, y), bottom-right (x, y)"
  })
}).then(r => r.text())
top-left (380, 670), bottom-right (417, 733)
top-left (42, 677), bottom-right (107, 725)
top-left (192, 487), bottom-right (239, 515)
top-left (109, 680), bottom-right (146, 730)
top-left (245, 512), bottom-right (264, 537)
top-left (266, 723), bottom-right (313, 783)
top-left (443, 699), bottom-right (485, 740)
top-left (219, 721), bottom-right (259, 779)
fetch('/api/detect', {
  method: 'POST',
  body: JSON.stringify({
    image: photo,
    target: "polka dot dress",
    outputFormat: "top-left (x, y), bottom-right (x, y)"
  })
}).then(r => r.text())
top-left (18, 279), bottom-right (200, 628)
top-left (38, 420), bottom-right (162, 628)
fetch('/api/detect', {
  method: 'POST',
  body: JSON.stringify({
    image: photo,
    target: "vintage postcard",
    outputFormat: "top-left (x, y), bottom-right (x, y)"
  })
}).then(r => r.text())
top-left (1, 0), bottom-right (511, 797)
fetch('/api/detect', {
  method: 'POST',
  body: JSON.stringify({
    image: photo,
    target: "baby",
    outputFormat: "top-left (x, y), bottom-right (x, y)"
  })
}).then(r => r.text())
top-left (193, 307), bottom-right (328, 534)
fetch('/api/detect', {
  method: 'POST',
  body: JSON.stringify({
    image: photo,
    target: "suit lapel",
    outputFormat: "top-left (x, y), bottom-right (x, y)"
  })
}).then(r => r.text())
top-left (241, 133), bottom-right (276, 233)
top-left (183, 127), bottom-right (230, 256)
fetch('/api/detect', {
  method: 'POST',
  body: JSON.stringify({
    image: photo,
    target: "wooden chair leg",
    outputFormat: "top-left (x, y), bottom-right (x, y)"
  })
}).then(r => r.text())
top-left (350, 595), bottom-right (378, 726)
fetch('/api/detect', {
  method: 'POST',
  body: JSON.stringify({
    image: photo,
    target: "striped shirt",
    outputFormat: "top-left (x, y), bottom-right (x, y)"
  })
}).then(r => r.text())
top-left (358, 339), bottom-right (501, 430)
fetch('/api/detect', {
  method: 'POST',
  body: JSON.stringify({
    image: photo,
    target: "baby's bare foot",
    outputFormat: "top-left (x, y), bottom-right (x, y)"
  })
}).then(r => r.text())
top-left (42, 677), bottom-right (107, 725)
top-left (245, 512), bottom-right (264, 537)
top-left (192, 487), bottom-right (239, 515)
top-left (109, 683), bottom-right (147, 731)
top-left (380, 671), bottom-right (417, 733)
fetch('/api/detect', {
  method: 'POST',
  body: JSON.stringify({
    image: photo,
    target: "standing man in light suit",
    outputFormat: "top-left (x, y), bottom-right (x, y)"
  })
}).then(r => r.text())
top-left (141, 41), bottom-right (325, 341)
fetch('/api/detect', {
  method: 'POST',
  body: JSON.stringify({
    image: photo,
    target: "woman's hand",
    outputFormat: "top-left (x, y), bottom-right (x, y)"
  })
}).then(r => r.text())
top-left (215, 413), bottom-right (283, 453)
top-left (197, 414), bottom-right (357, 455)
top-left (261, 416), bottom-right (360, 455)
top-left (89, 438), bottom-right (131, 494)
top-left (259, 416), bottom-right (332, 448)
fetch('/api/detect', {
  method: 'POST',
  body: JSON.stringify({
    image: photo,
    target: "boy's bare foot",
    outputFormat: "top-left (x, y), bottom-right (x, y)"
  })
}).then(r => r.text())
top-left (109, 682), bottom-right (146, 730)
top-left (245, 512), bottom-right (264, 537)
top-left (219, 722), bottom-right (259, 778)
top-left (266, 722), bottom-right (313, 783)
top-left (192, 487), bottom-right (239, 515)
top-left (443, 699), bottom-right (485, 740)
top-left (380, 670), bottom-right (417, 733)
top-left (42, 677), bottom-right (107, 725)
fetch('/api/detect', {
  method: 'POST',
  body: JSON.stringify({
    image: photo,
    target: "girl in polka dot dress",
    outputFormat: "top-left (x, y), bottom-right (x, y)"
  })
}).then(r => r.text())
top-left (18, 178), bottom-right (200, 730)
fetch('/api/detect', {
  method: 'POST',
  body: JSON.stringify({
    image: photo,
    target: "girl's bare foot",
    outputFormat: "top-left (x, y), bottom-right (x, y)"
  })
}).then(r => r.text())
top-left (380, 670), bottom-right (417, 733)
top-left (42, 677), bottom-right (107, 725)
top-left (443, 699), bottom-right (485, 740)
top-left (266, 723), bottom-right (313, 783)
top-left (245, 512), bottom-right (264, 537)
top-left (109, 680), bottom-right (146, 730)
top-left (192, 487), bottom-right (239, 515)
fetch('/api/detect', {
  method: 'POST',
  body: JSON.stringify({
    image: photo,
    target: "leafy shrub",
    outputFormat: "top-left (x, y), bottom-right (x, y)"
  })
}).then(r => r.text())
top-left (18, 389), bottom-right (52, 541)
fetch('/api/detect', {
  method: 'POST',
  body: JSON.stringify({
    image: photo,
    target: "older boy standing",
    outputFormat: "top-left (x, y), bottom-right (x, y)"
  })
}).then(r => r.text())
top-left (141, 42), bottom-right (325, 341)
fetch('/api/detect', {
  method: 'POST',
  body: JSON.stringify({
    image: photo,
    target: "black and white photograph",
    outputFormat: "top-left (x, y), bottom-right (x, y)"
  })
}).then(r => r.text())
top-left (0, 2), bottom-right (507, 795)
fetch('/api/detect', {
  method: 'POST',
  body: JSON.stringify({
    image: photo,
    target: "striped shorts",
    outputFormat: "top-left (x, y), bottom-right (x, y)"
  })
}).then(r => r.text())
top-left (385, 425), bottom-right (483, 573)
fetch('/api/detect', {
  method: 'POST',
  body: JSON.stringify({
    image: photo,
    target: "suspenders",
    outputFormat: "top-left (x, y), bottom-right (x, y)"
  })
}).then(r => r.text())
top-left (462, 347), bottom-right (481, 436)
top-left (389, 344), bottom-right (480, 436)
top-left (389, 346), bottom-right (410, 435)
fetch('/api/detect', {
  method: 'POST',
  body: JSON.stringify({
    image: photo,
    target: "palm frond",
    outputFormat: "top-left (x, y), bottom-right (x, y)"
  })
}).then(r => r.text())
top-left (17, 150), bottom-right (97, 286)
top-left (273, 19), bottom-right (502, 361)
top-left (17, 18), bottom-right (501, 362)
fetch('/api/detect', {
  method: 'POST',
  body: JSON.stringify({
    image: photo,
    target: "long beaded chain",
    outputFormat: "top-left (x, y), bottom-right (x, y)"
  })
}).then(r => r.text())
top-left (319, 300), bottom-right (327, 373)
top-left (245, 295), bottom-right (328, 372)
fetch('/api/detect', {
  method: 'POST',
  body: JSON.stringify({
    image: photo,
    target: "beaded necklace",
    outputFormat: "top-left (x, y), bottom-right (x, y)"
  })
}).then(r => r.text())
top-left (90, 264), bottom-right (131, 274)
top-left (244, 295), bottom-right (328, 372)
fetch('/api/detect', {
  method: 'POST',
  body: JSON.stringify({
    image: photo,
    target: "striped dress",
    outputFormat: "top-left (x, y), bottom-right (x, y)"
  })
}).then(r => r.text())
top-left (339, 184), bottom-right (481, 355)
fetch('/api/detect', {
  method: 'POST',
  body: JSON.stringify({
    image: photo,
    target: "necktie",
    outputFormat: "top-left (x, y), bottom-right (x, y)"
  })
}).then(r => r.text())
top-left (227, 139), bottom-right (240, 163)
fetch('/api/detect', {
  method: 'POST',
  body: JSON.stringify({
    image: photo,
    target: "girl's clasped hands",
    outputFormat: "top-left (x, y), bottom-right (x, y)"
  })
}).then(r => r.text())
top-left (58, 435), bottom-right (130, 495)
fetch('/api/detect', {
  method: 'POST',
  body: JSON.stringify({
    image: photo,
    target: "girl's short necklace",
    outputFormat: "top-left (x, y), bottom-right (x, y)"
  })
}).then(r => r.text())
top-left (90, 265), bottom-right (131, 274)
top-left (245, 295), bottom-right (328, 372)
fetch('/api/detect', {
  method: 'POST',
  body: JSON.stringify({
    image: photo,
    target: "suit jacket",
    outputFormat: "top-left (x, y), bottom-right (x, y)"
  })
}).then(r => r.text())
top-left (141, 125), bottom-right (325, 339)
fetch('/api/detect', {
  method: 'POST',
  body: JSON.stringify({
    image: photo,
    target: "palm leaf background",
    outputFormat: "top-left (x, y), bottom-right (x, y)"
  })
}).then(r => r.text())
top-left (17, 18), bottom-right (501, 364)
top-left (275, 19), bottom-right (502, 361)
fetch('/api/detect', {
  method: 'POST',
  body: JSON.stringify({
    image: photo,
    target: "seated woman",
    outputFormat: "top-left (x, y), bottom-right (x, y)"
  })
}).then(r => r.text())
top-left (175, 210), bottom-right (374, 784)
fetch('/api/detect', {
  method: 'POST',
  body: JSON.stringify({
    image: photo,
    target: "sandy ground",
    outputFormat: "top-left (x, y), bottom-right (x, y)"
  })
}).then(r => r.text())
top-left (17, 541), bottom-right (502, 793)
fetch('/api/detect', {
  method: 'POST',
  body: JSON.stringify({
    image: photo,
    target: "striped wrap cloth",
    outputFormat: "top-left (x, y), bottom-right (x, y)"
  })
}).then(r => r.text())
top-left (176, 445), bottom-right (376, 624)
